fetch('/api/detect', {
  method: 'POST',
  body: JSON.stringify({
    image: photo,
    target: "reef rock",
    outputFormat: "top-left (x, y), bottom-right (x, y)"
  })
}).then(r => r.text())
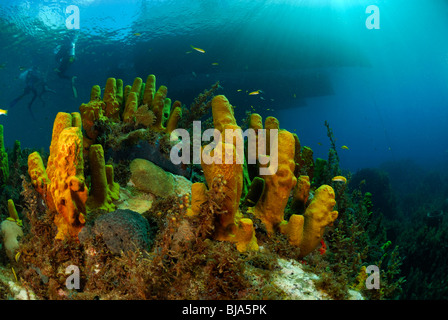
top-left (0, 220), bottom-right (23, 261)
top-left (79, 209), bottom-right (156, 255)
top-left (129, 158), bottom-right (176, 198)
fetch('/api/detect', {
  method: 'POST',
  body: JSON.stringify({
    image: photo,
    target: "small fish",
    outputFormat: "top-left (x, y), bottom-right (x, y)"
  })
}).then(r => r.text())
top-left (270, 99), bottom-right (274, 101)
top-left (293, 93), bottom-right (296, 98)
top-left (190, 45), bottom-right (205, 53)
top-left (341, 145), bottom-right (349, 150)
top-left (133, 33), bottom-right (141, 36)
top-left (15, 251), bottom-right (21, 263)
top-left (211, 62), bottom-right (219, 66)
top-left (260, 96), bottom-right (265, 100)
top-left (249, 90), bottom-right (263, 95)
top-left (0, 109), bottom-right (8, 116)
top-left (11, 267), bottom-right (18, 282)
top-left (237, 89), bottom-right (242, 92)
top-left (192, 71), bottom-right (197, 78)
top-left (185, 51), bottom-right (192, 54)
top-left (0, 63), bottom-right (6, 70)
top-left (332, 176), bottom-right (347, 183)
top-left (318, 142), bottom-right (322, 146)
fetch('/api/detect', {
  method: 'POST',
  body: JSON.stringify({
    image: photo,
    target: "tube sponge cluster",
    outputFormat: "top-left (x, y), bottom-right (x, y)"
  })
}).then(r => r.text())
top-left (28, 112), bottom-right (87, 240)
top-left (188, 95), bottom-right (337, 256)
top-left (79, 74), bottom-right (183, 152)
top-left (27, 112), bottom-right (119, 240)
top-left (247, 113), bottom-right (338, 258)
top-left (199, 106), bottom-right (336, 257)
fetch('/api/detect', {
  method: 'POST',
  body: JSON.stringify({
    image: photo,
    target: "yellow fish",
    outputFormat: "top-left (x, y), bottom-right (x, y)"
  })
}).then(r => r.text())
top-left (332, 176), bottom-right (347, 183)
top-left (211, 62), bottom-right (219, 66)
top-left (190, 45), bottom-right (205, 53)
top-left (249, 90), bottom-right (263, 95)
top-left (0, 109), bottom-right (8, 116)
top-left (341, 145), bottom-right (349, 150)
top-left (237, 89), bottom-right (242, 92)
top-left (133, 33), bottom-right (141, 36)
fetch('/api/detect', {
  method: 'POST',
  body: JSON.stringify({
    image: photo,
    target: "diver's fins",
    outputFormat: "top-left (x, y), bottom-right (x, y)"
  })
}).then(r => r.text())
top-left (71, 76), bottom-right (78, 99)
top-left (27, 104), bottom-right (36, 121)
top-left (9, 95), bottom-right (25, 108)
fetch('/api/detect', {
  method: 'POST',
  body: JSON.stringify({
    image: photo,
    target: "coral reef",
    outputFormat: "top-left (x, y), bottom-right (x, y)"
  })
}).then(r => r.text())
top-left (0, 73), bottom-right (408, 301)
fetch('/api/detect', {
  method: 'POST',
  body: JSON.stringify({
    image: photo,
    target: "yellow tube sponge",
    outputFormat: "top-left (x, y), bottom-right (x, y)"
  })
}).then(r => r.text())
top-left (201, 95), bottom-right (243, 233)
top-left (265, 116), bottom-right (279, 156)
top-left (50, 126), bottom-right (88, 240)
top-left (86, 144), bottom-right (120, 213)
top-left (47, 112), bottom-right (75, 181)
top-left (249, 113), bottom-right (263, 131)
top-left (151, 85), bottom-right (168, 131)
top-left (199, 95), bottom-right (258, 252)
top-left (235, 218), bottom-right (259, 252)
top-left (254, 129), bottom-right (297, 233)
top-left (79, 86), bottom-right (106, 141)
top-left (279, 214), bottom-right (304, 247)
top-left (299, 184), bottom-right (338, 257)
top-left (290, 175), bottom-right (310, 214)
top-left (165, 100), bottom-right (182, 134)
top-left (28, 151), bottom-right (52, 204)
top-left (280, 185), bottom-right (338, 257)
top-left (187, 182), bottom-right (208, 216)
top-left (122, 91), bottom-right (139, 123)
top-left (28, 113), bottom-right (89, 240)
top-left (143, 74), bottom-right (156, 106)
top-left (7, 199), bottom-right (19, 221)
top-left (103, 77), bottom-right (123, 121)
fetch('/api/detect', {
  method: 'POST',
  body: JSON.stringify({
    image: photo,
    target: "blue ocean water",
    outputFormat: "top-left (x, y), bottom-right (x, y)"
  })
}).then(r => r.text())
top-left (0, 0), bottom-right (447, 173)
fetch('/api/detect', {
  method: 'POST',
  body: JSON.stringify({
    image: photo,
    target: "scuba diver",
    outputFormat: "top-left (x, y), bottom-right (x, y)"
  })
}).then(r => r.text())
top-left (55, 31), bottom-right (79, 98)
top-left (55, 32), bottom-right (78, 79)
top-left (9, 66), bottom-right (56, 119)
